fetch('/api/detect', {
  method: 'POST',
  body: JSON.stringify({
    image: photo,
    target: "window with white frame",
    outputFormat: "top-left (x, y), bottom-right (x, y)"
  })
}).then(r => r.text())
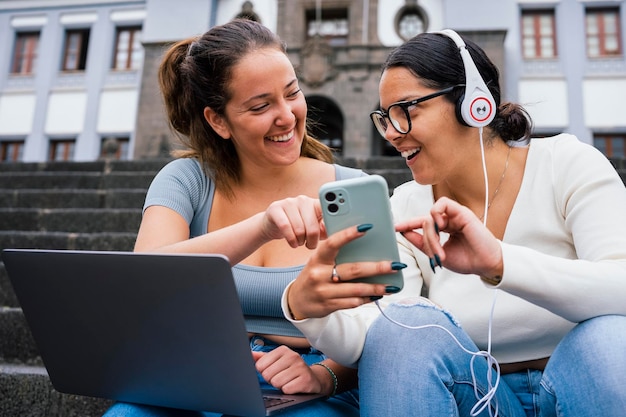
top-left (62, 28), bottom-right (90, 71)
top-left (100, 136), bottom-right (130, 160)
top-left (594, 134), bottom-right (626, 158)
top-left (49, 139), bottom-right (76, 161)
top-left (113, 26), bottom-right (142, 70)
top-left (306, 8), bottom-right (349, 46)
top-left (11, 31), bottom-right (40, 74)
top-left (521, 9), bottom-right (557, 59)
top-left (1, 140), bottom-right (24, 162)
top-left (586, 7), bottom-right (622, 57)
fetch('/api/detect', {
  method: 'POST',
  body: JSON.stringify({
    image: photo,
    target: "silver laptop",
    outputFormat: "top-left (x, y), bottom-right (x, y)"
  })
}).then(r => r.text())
top-left (2, 249), bottom-right (325, 416)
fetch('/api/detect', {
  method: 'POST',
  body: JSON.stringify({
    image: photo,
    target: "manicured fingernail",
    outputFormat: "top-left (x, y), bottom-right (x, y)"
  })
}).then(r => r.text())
top-left (391, 262), bottom-right (407, 270)
top-left (370, 295), bottom-right (383, 301)
top-left (434, 254), bottom-right (442, 268)
top-left (434, 222), bottom-right (439, 234)
top-left (429, 258), bottom-right (436, 273)
top-left (357, 223), bottom-right (373, 232)
top-left (385, 285), bottom-right (401, 293)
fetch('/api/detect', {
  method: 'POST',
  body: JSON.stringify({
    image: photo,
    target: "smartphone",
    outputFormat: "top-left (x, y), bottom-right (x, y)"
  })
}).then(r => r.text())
top-left (319, 175), bottom-right (403, 289)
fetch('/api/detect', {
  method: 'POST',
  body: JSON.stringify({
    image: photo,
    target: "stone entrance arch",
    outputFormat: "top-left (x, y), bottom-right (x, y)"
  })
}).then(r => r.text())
top-left (306, 95), bottom-right (344, 155)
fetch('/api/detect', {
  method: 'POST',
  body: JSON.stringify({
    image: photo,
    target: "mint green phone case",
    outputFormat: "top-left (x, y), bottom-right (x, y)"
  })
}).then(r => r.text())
top-left (319, 175), bottom-right (403, 289)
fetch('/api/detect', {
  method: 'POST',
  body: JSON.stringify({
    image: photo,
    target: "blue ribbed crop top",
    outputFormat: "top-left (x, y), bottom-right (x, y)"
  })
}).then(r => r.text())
top-left (143, 157), bottom-right (365, 337)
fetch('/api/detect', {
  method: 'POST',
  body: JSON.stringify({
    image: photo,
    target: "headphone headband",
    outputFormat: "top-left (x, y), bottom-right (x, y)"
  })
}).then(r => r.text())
top-left (434, 29), bottom-right (496, 127)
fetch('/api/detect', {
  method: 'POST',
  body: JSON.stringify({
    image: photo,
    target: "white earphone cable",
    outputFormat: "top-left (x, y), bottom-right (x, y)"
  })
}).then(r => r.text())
top-left (479, 127), bottom-right (490, 226)
top-left (375, 127), bottom-right (501, 416)
top-left (374, 297), bottom-right (501, 416)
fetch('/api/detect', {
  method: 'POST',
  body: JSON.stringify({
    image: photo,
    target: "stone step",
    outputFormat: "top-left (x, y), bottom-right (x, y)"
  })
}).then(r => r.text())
top-left (0, 307), bottom-right (38, 362)
top-left (0, 208), bottom-right (142, 233)
top-left (0, 231), bottom-right (137, 253)
top-left (0, 262), bottom-right (19, 308)
top-left (0, 231), bottom-right (137, 308)
top-left (342, 156), bottom-right (407, 170)
top-left (0, 156), bottom-right (621, 188)
top-left (0, 157), bottom-right (405, 175)
top-left (0, 159), bottom-right (411, 192)
top-left (0, 189), bottom-right (147, 209)
top-left (0, 171), bottom-right (157, 190)
top-left (0, 363), bottom-right (113, 417)
top-left (0, 159), bottom-right (170, 173)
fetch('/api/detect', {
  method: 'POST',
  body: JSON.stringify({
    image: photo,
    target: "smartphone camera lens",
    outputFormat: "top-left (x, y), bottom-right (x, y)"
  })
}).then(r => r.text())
top-left (328, 203), bottom-right (339, 213)
top-left (324, 192), bottom-right (336, 202)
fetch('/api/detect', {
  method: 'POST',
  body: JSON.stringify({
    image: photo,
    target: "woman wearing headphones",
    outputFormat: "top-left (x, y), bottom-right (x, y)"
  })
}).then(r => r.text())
top-left (283, 30), bottom-right (626, 416)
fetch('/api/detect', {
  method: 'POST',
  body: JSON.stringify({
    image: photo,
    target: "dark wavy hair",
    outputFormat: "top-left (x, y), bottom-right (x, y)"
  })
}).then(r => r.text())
top-left (158, 19), bottom-right (333, 198)
top-left (381, 32), bottom-right (532, 143)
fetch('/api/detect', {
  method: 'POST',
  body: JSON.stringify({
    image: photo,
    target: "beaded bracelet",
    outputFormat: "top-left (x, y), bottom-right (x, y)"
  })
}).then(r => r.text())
top-left (312, 362), bottom-right (338, 397)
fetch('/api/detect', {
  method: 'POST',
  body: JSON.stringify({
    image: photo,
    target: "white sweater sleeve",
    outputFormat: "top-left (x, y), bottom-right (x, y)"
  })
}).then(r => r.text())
top-left (499, 243), bottom-right (626, 322)
top-left (281, 287), bottom-right (376, 368)
top-left (495, 135), bottom-right (626, 321)
top-left (280, 239), bottom-right (425, 368)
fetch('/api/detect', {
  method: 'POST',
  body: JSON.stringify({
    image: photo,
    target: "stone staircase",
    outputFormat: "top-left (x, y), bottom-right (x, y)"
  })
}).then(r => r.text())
top-left (0, 158), bottom-right (169, 416)
top-left (0, 156), bottom-right (413, 417)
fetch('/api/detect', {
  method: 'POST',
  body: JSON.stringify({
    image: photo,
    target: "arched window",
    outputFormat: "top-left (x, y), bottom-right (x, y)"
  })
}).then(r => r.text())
top-left (306, 96), bottom-right (344, 155)
top-left (370, 108), bottom-right (400, 156)
top-left (395, 0), bottom-right (429, 41)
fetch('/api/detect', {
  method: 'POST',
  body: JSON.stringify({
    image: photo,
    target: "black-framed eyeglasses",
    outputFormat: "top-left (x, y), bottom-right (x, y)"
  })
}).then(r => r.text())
top-left (370, 84), bottom-right (464, 137)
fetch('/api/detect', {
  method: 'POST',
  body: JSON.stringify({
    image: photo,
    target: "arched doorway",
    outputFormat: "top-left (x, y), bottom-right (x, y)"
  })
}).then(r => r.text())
top-left (371, 104), bottom-right (401, 156)
top-left (306, 95), bottom-right (344, 155)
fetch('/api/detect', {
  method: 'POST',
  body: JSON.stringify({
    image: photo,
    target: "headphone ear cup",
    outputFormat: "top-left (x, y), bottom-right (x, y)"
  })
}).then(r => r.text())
top-left (455, 94), bottom-right (470, 126)
top-left (461, 90), bottom-right (496, 128)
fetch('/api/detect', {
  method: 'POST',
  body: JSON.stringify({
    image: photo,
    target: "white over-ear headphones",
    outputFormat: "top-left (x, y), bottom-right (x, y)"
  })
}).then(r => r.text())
top-left (435, 29), bottom-right (496, 128)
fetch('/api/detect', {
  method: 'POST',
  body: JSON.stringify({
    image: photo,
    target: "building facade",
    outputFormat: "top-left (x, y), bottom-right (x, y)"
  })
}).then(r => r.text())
top-left (0, 0), bottom-right (146, 162)
top-left (1, 0), bottom-right (625, 162)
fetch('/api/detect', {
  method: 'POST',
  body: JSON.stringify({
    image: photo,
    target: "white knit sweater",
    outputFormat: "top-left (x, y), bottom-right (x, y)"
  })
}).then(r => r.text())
top-left (283, 134), bottom-right (626, 368)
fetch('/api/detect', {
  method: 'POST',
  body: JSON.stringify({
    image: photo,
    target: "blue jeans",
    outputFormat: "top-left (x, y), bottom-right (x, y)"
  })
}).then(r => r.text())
top-left (103, 336), bottom-right (359, 417)
top-left (359, 300), bottom-right (626, 417)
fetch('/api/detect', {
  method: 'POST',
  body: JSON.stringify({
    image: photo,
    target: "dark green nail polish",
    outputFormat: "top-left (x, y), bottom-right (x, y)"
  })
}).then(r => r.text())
top-left (434, 254), bottom-right (442, 268)
top-left (385, 285), bottom-right (401, 293)
top-left (434, 222), bottom-right (439, 234)
top-left (391, 261), bottom-right (407, 270)
top-left (370, 295), bottom-right (383, 301)
top-left (429, 258), bottom-right (436, 273)
top-left (357, 223), bottom-right (373, 232)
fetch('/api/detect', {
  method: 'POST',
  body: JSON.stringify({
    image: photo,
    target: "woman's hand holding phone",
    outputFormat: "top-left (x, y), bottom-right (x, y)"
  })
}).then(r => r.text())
top-left (286, 223), bottom-right (403, 320)
top-left (286, 176), bottom-right (406, 320)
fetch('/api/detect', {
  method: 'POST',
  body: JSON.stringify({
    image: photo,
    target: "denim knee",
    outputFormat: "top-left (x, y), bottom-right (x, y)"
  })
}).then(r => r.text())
top-left (369, 298), bottom-right (474, 351)
top-left (540, 315), bottom-right (626, 416)
top-left (548, 315), bottom-right (626, 368)
top-left (359, 299), bottom-right (523, 417)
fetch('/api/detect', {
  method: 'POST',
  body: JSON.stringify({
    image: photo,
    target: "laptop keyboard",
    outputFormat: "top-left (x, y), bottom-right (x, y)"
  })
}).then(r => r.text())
top-left (263, 395), bottom-right (295, 408)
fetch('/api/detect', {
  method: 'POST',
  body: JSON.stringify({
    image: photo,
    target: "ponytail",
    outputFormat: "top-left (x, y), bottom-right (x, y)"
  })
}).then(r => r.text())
top-left (491, 102), bottom-right (533, 143)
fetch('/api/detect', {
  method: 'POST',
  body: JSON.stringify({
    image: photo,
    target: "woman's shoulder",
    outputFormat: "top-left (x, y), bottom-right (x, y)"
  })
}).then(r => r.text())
top-left (528, 134), bottom-right (623, 201)
top-left (148, 157), bottom-right (210, 200)
top-left (392, 180), bottom-right (430, 198)
top-left (529, 134), bottom-right (611, 171)
top-left (333, 163), bottom-right (366, 180)
top-left (298, 157), bottom-right (363, 179)
top-left (159, 157), bottom-right (203, 175)
top-left (530, 133), bottom-right (597, 157)
top-left (389, 180), bottom-right (433, 220)
top-left (155, 157), bottom-right (207, 184)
